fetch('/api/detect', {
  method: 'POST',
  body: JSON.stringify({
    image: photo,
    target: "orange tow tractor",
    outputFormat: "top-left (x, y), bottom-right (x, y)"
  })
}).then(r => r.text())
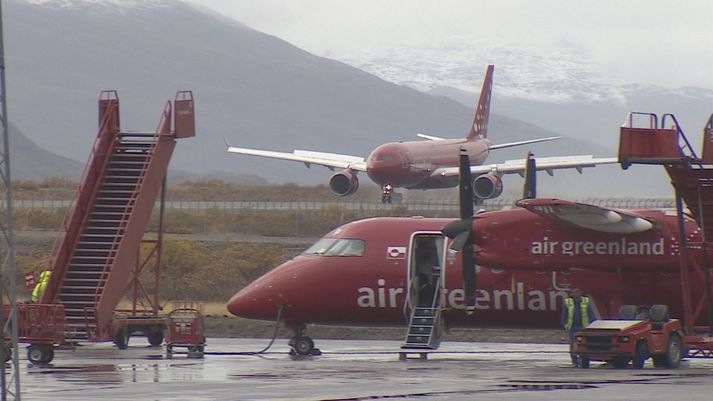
top-left (573, 304), bottom-right (684, 369)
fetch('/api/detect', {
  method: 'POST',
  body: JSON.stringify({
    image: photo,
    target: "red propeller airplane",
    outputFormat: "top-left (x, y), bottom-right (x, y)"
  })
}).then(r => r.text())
top-left (226, 152), bottom-right (706, 356)
top-left (225, 65), bottom-right (616, 202)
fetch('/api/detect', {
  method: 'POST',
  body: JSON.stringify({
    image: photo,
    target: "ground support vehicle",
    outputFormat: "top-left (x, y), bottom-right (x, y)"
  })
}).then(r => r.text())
top-left (165, 306), bottom-right (205, 358)
top-left (573, 304), bottom-right (684, 369)
top-left (3, 304), bottom-right (66, 364)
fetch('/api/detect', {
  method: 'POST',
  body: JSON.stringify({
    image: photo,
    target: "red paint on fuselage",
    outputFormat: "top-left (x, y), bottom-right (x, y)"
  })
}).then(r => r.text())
top-left (227, 209), bottom-right (704, 331)
top-left (365, 138), bottom-right (490, 189)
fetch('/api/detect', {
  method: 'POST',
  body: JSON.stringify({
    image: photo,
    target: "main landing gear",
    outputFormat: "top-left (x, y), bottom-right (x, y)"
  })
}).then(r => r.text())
top-left (287, 324), bottom-right (321, 356)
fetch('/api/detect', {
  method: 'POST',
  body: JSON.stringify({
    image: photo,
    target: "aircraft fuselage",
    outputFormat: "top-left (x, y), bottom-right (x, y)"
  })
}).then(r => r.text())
top-left (365, 138), bottom-right (490, 189)
top-left (228, 212), bottom-right (705, 331)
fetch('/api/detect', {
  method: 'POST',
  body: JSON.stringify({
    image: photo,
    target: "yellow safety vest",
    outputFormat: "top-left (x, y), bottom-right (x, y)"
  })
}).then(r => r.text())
top-left (31, 271), bottom-right (51, 303)
top-left (564, 296), bottom-right (590, 331)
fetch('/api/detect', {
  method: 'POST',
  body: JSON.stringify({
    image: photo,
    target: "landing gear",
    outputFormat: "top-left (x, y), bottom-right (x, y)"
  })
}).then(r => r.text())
top-left (288, 324), bottom-right (321, 356)
top-left (381, 184), bottom-right (393, 204)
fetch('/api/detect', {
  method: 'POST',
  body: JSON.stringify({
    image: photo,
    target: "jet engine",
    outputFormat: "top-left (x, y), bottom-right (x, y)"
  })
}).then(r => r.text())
top-left (473, 173), bottom-right (503, 199)
top-left (329, 170), bottom-right (359, 196)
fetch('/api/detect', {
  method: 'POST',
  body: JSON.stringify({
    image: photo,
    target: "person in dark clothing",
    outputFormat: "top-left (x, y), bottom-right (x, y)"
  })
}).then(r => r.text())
top-left (561, 288), bottom-right (596, 367)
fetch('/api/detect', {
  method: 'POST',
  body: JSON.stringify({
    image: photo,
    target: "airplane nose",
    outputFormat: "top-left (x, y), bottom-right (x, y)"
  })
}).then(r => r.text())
top-left (226, 274), bottom-right (280, 320)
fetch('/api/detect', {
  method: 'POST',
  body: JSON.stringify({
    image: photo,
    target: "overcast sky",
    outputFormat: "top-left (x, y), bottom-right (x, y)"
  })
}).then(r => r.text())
top-left (187, 0), bottom-right (713, 90)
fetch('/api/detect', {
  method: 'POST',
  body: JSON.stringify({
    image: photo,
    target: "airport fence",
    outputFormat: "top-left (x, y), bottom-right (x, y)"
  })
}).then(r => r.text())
top-left (10, 197), bottom-right (677, 214)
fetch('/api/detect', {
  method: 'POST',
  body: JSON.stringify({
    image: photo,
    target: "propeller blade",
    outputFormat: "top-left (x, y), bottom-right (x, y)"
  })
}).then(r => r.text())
top-left (522, 151), bottom-right (537, 199)
top-left (459, 149), bottom-right (474, 219)
top-left (458, 149), bottom-right (476, 300)
top-left (463, 242), bottom-right (475, 300)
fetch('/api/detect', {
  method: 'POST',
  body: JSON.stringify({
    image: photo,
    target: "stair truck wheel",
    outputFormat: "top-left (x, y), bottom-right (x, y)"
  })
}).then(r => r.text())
top-left (147, 327), bottom-right (164, 347)
top-left (664, 333), bottom-right (682, 369)
top-left (114, 327), bottom-right (129, 350)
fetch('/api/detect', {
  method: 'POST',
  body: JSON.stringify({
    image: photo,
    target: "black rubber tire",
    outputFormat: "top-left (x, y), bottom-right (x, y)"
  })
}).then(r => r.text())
top-left (27, 345), bottom-right (49, 365)
top-left (292, 336), bottom-right (315, 356)
top-left (652, 355), bottom-right (666, 368)
top-left (633, 341), bottom-right (648, 369)
top-left (114, 328), bottom-right (129, 350)
top-left (41, 348), bottom-right (54, 364)
top-left (611, 357), bottom-right (631, 369)
top-left (664, 334), bottom-right (683, 369)
top-left (579, 357), bottom-right (590, 369)
top-left (2, 343), bottom-right (11, 362)
top-left (147, 329), bottom-right (164, 347)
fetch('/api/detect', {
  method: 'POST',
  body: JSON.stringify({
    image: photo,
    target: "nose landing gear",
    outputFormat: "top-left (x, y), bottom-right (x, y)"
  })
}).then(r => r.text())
top-left (288, 324), bottom-right (321, 356)
top-left (381, 183), bottom-right (393, 204)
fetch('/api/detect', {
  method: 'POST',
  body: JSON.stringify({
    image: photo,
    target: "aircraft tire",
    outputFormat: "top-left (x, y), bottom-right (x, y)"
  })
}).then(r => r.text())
top-left (292, 336), bottom-right (315, 356)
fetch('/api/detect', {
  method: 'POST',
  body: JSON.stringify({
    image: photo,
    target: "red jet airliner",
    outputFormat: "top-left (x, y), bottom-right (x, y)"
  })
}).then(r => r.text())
top-left (225, 65), bottom-right (617, 201)
top-left (227, 199), bottom-right (704, 355)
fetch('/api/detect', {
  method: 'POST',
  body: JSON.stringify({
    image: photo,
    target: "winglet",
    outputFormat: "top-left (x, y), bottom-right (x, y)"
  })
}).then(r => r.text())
top-left (467, 64), bottom-right (494, 140)
top-left (223, 136), bottom-right (233, 149)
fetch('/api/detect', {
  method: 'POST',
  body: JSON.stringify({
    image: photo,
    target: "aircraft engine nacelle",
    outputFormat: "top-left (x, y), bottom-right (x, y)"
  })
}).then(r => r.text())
top-left (329, 170), bottom-right (359, 196)
top-left (473, 173), bottom-right (503, 199)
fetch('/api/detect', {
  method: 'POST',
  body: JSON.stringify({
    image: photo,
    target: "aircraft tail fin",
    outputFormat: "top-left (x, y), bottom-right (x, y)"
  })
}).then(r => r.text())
top-left (467, 64), bottom-right (494, 140)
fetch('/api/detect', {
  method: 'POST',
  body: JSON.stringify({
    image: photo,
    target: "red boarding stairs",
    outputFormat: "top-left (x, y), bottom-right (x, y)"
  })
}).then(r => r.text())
top-left (40, 91), bottom-right (195, 342)
top-left (619, 112), bottom-right (713, 357)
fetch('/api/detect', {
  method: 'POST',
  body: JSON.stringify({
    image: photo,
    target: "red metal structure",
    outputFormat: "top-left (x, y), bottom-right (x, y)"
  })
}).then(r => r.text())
top-left (39, 91), bottom-right (195, 346)
top-left (619, 112), bottom-right (713, 357)
top-left (2, 304), bottom-right (66, 364)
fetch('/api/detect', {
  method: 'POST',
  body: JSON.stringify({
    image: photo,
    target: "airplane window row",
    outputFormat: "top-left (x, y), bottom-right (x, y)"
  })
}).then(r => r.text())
top-left (304, 238), bottom-right (365, 257)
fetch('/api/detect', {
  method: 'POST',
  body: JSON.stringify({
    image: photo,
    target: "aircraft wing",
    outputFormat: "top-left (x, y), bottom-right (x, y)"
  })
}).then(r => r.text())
top-left (515, 198), bottom-right (654, 234)
top-left (488, 136), bottom-right (562, 150)
top-left (431, 155), bottom-right (619, 178)
top-left (225, 139), bottom-right (367, 172)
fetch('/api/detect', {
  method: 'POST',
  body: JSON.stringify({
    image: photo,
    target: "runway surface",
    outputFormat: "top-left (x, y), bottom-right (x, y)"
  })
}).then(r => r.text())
top-left (14, 338), bottom-right (713, 400)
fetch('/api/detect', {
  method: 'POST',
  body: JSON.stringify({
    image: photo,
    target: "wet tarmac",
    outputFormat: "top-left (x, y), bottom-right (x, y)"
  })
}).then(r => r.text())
top-left (14, 338), bottom-right (713, 400)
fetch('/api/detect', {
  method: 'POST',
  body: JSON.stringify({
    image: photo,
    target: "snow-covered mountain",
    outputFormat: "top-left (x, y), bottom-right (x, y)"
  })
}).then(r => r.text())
top-left (321, 40), bottom-right (713, 105)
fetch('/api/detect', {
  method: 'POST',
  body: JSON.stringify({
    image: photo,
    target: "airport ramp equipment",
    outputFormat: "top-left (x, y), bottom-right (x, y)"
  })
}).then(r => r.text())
top-left (40, 91), bottom-right (195, 342)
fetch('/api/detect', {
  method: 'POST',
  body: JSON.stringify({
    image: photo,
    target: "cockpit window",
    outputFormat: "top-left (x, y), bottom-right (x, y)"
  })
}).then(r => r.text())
top-left (303, 238), bottom-right (365, 257)
top-left (304, 238), bottom-right (339, 255)
top-left (370, 154), bottom-right (393, 161)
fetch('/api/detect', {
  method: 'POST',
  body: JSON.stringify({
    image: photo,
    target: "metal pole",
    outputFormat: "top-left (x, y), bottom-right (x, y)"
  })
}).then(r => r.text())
top-left (0, 0), bottom-right (21, 398)
top-left (696, 185), bottom-right (713, 335)
top-left (154, 175), bottom-right (166, 315)
top-left (675, 187), bottom-right (694, 335)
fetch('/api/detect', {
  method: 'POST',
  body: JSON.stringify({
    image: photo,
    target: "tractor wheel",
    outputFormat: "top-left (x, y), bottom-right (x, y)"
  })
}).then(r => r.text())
top-left (633, 341), bottom-right (648, 369)
top-left (663, 334), bottom-right (683, 369)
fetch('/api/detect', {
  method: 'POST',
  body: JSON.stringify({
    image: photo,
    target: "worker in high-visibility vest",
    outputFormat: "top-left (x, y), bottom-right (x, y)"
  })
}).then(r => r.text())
top-left (561, 288), bottom-right (597, 367)
top-left (31, 270), bottom-right (51, 303)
